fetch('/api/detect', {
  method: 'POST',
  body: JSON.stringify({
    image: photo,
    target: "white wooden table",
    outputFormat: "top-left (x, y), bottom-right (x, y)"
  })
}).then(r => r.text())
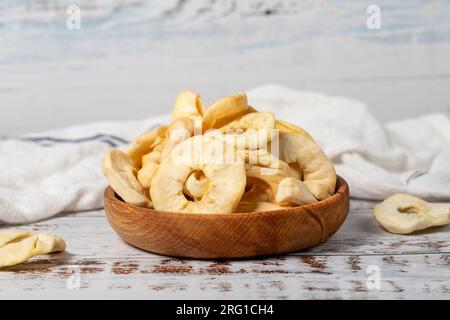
top-left (1, 199), bottom-right (449, 299)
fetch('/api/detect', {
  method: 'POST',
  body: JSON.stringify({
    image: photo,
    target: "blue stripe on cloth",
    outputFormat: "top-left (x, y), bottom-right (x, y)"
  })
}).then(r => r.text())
top-left (406, 171), bottom-right (427, 184)
top-left (10, 133), bottom-right (130, 148)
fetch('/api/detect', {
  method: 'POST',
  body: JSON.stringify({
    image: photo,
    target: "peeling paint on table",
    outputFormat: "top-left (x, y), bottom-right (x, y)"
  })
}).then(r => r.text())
top-left (1, 200), bottom-right (449, 299)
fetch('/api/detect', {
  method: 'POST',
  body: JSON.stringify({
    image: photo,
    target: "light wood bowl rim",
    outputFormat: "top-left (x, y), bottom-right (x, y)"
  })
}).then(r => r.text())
top-left (104, 176), bottom-right (349, 259)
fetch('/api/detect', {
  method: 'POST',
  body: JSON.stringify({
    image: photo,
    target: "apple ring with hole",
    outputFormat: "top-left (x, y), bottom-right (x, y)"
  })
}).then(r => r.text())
top-left (276, 119), bottom-right (336, 200)
top-left (138, 117), bottom-right (194, 189)
top-left (180, 146), bottom-right (295, 203)
top-left (204, 147), bottom-right (297, 203)
top-left (374, 194), bottom-right (450, 234)
top-left (150, 135), bottom-right (246, 213)
top-left (236, 148), bottom-right (297, 204)
top-left (126, 125), bottom-right (167, 169)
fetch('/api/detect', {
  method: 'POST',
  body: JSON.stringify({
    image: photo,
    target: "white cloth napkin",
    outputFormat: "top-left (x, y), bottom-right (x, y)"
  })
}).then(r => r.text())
top-left (0, 115), bottom-right (170, 225)
top-left (249, 85), bottom-right (450, 201)
top-left (1, 85), bottom-right (449, 224)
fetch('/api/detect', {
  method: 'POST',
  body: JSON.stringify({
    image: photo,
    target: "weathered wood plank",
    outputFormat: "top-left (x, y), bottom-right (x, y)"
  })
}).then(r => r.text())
top-left (13, 212), bottom-right (450, 258)
top-left (1, 253), bottom-right (448, 299)
top-left (1, 206), bottom-right (449, 299)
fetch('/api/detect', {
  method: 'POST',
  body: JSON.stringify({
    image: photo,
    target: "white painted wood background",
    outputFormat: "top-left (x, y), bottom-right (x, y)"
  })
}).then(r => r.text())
top-left (1, 200), bottom-right (449, 299)
top-left (1, 0), bottom-right (450, 135)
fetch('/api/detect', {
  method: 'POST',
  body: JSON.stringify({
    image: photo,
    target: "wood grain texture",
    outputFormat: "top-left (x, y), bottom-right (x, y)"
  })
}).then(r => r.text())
top-left (104, 177), bottom-right (349, 259)
top-left (0, 202), bottom-right (449, 299)
top-left (4, 253), bottom-right (450, 299)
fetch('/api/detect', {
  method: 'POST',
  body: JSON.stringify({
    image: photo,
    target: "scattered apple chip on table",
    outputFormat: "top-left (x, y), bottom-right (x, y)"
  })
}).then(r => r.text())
top-left (374, 193), bottom-right (450, 234)
top-left (0, 229), bottom-right (66, 269)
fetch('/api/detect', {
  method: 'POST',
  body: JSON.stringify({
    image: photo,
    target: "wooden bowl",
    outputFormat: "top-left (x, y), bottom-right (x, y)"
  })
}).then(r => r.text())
top-left (104, 176), bottom-right (349, 259)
